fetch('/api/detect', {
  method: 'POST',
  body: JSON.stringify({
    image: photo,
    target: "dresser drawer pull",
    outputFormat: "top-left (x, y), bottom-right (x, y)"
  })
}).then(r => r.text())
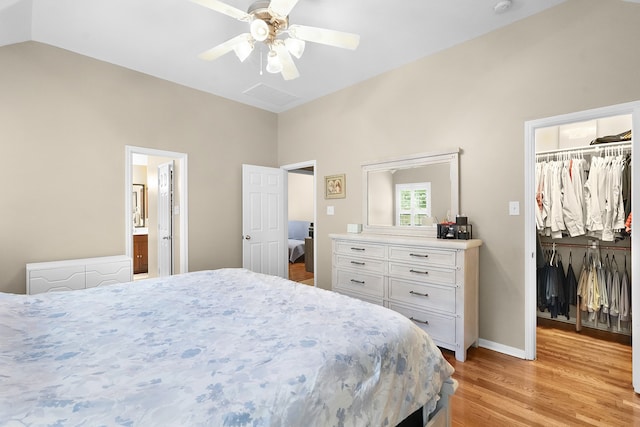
top-left (409, 290), bottom-right (429, 297)
top-left (350, 247), bottom-right (366, 251)
top-left (410, 317), bottom-right (429, 325)
top-left (409, 269), bottom-right (429, 275)
top-left (350, 261), bottom-right (366, 266)
top-left (350, 279), bottom-right (365, 285)
top-left (410, 253), bottom-right (429, 258)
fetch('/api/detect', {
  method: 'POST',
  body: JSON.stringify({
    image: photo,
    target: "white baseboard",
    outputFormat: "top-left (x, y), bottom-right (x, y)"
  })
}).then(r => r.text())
top-left (478, 339), bottom-right (526, 360)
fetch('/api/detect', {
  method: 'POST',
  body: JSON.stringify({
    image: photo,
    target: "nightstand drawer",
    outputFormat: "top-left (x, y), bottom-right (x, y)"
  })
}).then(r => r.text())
top-left (389, 246), bottom-right (456, 267)
top-left (389, 262), bottom-right (456, 285)
top-left (335, 241), bottom-right (386, 258)
top-left (335, 254), bottom-right (385, 274)
top-left (334, 269), bottom-right (384, 298)
top-left (389, 303), bottom-right (456, 346)
top-left (389, 278), bottom-right (456, 314)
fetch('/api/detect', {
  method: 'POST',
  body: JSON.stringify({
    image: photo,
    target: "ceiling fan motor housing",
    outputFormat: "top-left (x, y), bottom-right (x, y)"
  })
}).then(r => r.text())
top-left (248, 1), bottom-right (288, 43)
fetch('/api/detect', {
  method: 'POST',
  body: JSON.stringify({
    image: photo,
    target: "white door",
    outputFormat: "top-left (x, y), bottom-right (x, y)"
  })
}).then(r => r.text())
top-left (158, 161), bottom-right (174, 277)
top-left (242, 164), bottom-right (287, 277)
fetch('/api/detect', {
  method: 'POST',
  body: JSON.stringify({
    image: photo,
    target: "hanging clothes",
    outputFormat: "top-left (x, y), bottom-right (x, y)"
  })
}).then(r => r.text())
top-left (536, 150), bottom-right (630, 242)
top-left (576, 253), bottom-right (589, 313)
top-left (565, 252), bottom-right (578, 315)
top-left (618, 258), bottom-right (631, 328)
top-left (608, 255), bottom-right (621, 326)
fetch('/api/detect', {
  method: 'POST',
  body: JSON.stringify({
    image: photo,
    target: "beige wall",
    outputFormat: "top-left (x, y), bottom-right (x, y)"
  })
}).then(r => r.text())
top-left (277, 0), bottom-right (640, 350)
top-left (288, 172), bottom-right (314, 222)
top-left (0, 41), bottom-right (277, 294)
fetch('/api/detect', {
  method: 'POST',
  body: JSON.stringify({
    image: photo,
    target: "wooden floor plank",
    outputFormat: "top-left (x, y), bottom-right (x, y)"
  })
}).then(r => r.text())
top-left (288, 260), bottom-right (313, 282)
top-left (442, 323), bottom-right (640, 426)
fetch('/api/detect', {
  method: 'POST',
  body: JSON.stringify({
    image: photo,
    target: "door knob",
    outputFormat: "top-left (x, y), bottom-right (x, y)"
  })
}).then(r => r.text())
top-left (244, 235), bottom-right (251, 240)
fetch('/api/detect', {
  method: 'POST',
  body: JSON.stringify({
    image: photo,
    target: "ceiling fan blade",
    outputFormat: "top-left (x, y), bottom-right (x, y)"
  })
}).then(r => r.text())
top-left (288, 25), bottom-right (360, 50)
top-left (268, 0), bottom-right (299, 18)
top-left (273, 42), bottom-right (300, 80)
top-left (198, 34), bottom-right (251, 61)
top-left (190, 0), bottom-right (250, 21)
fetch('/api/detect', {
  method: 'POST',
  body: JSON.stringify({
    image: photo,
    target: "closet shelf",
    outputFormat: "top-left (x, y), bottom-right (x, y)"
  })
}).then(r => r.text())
top-left (536, 140), bottom-right (631, 157)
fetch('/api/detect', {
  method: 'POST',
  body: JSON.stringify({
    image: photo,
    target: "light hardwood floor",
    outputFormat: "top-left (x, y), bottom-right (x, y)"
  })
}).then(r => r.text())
top-left (289, 260), bottom-right (314, 283)
top-left (440, 322), bottom-right (640, 426)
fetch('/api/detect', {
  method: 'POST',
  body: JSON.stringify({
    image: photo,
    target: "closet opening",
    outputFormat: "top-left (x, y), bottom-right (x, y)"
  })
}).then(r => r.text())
top-left (524, 101), bottom-right (640, 393)
top-left (535, 116), bottom-right (632, 340)
top-left (282, 161), bottom-right (316, 287)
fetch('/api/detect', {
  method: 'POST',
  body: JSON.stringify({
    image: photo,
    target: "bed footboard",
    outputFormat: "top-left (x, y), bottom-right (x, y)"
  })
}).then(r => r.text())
top-left (424, 378), bottom-right (458, 427)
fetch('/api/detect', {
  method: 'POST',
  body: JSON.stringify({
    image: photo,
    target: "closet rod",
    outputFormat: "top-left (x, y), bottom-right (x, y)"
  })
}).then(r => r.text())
top-left (540, 241), bottom-right (631, 251)
top-left (535, 140), bottom-right (631, 157)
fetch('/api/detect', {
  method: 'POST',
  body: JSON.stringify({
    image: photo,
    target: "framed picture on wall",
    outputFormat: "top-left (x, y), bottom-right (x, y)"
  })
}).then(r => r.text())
top-left (325, 174), bottom-right (346, 199)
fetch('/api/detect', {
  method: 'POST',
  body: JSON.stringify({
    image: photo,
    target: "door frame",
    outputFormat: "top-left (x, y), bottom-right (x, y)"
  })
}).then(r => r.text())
top-left (125, 146), bottom-right (189, 275)
top-left (523, 101), bottom-right (640, 391)
top-left (157, 161), bottom-right (175, 277)
top-left (281, 160), bottom-right (317, 285)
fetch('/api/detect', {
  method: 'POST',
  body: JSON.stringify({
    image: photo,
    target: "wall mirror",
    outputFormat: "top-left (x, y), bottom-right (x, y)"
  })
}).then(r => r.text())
top-left (132, 184), bottom-right (146, 227)
top-left (362, 149), bottom-right (459, 237)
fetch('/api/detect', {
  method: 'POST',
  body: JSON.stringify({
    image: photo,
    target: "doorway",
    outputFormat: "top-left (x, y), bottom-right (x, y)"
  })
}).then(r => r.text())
top-left (523, 101), bottom-right (640, 392)
top-left (283, 161), bottom-right (316, 287)
top-left (125, 146), bottom-right (188, 279)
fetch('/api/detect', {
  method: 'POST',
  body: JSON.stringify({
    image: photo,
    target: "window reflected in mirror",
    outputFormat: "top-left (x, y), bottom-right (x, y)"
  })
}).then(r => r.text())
top-left (367, 162), bottom-right (451, 227)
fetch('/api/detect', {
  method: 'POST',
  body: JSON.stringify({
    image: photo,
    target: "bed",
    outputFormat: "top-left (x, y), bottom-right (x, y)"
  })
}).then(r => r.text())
top-left (0, 268), bottom-right (456, 426)
top-left (288, 220), bottom-right (310, 263)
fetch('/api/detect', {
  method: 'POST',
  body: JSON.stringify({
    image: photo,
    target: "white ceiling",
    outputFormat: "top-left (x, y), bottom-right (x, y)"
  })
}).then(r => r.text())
top-left (1, 0), bottom-right (568, 113)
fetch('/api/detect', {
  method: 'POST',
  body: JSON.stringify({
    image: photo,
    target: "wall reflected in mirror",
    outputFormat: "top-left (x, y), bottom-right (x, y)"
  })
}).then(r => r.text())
top-left (132, 184), bottom-right (146, 227)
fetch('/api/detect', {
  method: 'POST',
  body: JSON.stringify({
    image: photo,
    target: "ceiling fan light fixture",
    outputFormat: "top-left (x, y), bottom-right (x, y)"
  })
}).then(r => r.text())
top-left (284, 37), bottom-right (305, 59)
top-left (250, 19), bottom-right (269, 41)
top-left (233, 38), bottom-right (254, 62)
top-left (266, 50), bottom-right (283, 74)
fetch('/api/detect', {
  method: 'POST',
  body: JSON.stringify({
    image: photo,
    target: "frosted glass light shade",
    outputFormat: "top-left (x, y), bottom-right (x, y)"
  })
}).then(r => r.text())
top-left (284, 37), bottom-right (305, 59)
top-left (233, 39), bottom-right (254, 62)
top-left (250, 19), bottom-right (269, 42)
top-left (266, 51), bottom-right (282, 73)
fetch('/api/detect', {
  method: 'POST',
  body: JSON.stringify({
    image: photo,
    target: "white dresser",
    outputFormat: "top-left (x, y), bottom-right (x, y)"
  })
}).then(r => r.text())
top-left (331, 233), bottom-right (481, 362)
top-left (26, 255), bottom-right (133, 295)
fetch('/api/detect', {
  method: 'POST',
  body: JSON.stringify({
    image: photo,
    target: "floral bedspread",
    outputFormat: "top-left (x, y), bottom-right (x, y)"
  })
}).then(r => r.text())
top-left (0, 268), bottom-right (453, 426)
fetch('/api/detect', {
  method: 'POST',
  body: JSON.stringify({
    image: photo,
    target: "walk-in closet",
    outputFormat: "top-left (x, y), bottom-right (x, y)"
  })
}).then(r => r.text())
top-left (535, 114), bottom-right (633, 341)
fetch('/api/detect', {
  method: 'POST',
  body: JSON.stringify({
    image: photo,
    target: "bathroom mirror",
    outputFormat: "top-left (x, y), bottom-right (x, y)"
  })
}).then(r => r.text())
top-left (132, 184), bottom-right (146, 227)
top-left (362, 149), bottom-right (459, 237)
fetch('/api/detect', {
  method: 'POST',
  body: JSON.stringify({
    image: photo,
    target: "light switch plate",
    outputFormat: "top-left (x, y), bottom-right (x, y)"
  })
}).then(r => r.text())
top-left (509, 201), bottom-right (520, 216)
top-left (327, 206), bottom-right (335, 215)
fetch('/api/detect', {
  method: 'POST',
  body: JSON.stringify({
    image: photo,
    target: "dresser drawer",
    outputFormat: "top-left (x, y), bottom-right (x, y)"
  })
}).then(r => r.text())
top-left (335, 254), bottom-right (386, 274)
top-left (335, 288), bottom-right (384, 306)
top-left (389, 262), bottom-right (456, 285)
top-left (335, 241), bottom-right (386, 258)
top-left (390, 303), bottom-right (456, 346)
top-left (334, 269), bottom-right (384, 298)
top-left (389, 246), bottom-right (456, 267)
top-left (389, 278), bottom-right (456, 314)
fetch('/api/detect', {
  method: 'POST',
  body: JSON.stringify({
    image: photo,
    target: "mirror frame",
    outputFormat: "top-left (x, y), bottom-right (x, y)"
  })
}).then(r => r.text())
top-left (132, 183), bottom-right (146, 228)
top-left (361, 148), bottom-right (459, 237)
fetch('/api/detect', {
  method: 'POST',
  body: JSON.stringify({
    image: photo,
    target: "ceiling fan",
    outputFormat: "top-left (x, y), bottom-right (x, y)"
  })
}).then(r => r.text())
top-left (191, 0), bottom-right (361, 80)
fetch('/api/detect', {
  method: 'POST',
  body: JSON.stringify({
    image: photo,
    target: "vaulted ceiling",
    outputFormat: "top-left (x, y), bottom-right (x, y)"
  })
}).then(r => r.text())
top-left (1, 0), bottom-right (569, 112)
